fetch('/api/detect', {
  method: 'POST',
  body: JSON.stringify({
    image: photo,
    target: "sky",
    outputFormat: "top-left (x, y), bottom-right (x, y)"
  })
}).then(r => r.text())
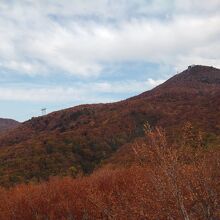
top-left (0, 0), bottom-right (220, 122)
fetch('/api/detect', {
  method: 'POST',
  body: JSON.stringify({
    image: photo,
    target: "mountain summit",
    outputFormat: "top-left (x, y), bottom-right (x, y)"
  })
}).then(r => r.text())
top-left (161, 65), bottom-right (220, 88)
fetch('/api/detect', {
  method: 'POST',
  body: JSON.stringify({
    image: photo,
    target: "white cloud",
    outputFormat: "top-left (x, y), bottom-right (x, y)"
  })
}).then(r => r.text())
top-left (0, 78), bottom-right (164, 102)
top-left (0, 86), bottom-right (108, 103)
top-left (0, 0), bottom-right (220, 77)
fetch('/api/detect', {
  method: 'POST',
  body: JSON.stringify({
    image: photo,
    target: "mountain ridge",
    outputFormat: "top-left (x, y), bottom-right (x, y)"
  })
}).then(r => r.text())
top-left (0, 65), bottom-right (219, 186)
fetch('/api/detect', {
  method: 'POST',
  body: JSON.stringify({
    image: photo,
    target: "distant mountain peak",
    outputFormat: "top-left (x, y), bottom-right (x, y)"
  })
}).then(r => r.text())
top-left (156, 65), bottom-right (220, 91)
top-left (187, 64), bottom-right (214, 70)
top-left (180, 65), bottom-right (219, 82)
top-left (179, 64), bottom-right (217, 75)
top-left (0, 118), bottom-right (20, 133)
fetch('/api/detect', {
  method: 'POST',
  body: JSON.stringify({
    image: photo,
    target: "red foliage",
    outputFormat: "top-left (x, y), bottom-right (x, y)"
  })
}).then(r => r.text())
top-left (0, 127), bottom-right (219, 220)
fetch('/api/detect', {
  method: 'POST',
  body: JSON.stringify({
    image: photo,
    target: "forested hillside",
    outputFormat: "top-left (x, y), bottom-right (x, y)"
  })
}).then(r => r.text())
top-left (0, 65), bottom-right (219, 186)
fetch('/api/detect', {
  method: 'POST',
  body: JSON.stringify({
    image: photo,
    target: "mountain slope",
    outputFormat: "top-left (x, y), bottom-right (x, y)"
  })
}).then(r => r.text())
top-left (0, 65), bottom-right (219, 186)
top-left (0, 118), bottom-right (20, 133)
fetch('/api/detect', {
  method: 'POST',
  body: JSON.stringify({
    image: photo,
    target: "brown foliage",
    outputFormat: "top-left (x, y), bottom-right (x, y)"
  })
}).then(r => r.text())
top-left (133, 125), bottom-right (220, 220)
top-left (0, 127), bottom-right (219, 220)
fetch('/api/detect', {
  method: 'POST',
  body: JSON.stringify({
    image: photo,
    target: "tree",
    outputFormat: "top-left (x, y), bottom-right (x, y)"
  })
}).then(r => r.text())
top-left (133, 124), bottom-right (220, 219)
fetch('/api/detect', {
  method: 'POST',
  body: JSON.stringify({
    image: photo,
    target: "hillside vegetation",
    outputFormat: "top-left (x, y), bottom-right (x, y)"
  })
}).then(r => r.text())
top-left (0, 65), bottom-right (219, 186)
top-left (0, 127), bottom-right (219, 220)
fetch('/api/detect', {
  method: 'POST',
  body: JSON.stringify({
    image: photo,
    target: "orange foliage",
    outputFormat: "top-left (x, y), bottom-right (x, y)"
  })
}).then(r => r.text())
top-left (0, 127), bottom-right (219, 220)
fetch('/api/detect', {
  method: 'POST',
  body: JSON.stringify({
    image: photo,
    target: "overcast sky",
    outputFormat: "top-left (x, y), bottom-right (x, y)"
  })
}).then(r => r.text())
top-left (0, 0), bottom-right (220, 121)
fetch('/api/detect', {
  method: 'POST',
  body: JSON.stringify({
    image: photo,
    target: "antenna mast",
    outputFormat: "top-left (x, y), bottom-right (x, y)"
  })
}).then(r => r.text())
top-left (41, 108), bottom-right (46, 116)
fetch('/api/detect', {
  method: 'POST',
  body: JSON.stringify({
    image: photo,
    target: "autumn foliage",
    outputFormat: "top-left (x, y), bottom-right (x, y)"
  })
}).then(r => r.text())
top-left (0, 126), bottom-right (219, 220)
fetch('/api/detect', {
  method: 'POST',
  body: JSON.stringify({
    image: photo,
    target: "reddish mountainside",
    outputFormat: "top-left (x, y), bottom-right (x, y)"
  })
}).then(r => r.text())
top-left (0, 65), bottom-right (219, 186)
top-left (0, 118), bottom-right (19, 133)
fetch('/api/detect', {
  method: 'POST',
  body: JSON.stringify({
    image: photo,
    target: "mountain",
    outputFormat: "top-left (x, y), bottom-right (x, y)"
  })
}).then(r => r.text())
top-left (0, 65), bottom-right (219, 186)
top-left (0, 118), bottom-right (20, 133)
